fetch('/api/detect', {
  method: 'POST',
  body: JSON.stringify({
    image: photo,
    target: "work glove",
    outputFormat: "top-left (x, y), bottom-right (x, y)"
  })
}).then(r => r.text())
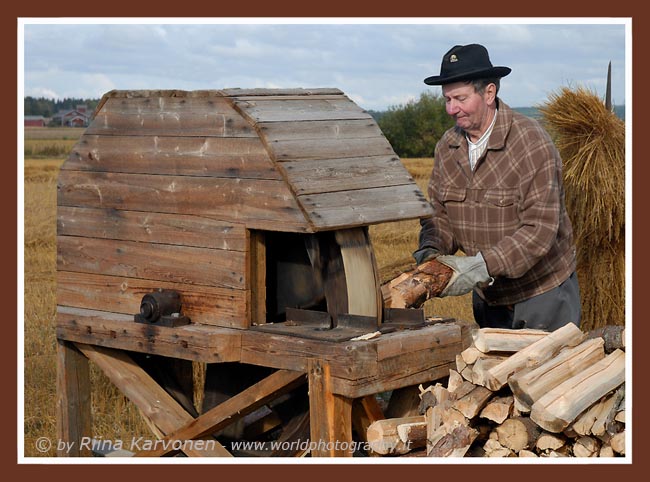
top-left (412, 246), bottom-right (440, 265)
top-left (436, 252), bottom-right (494, 297)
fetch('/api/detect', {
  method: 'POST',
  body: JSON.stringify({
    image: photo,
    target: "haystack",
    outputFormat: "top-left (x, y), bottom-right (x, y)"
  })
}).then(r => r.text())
top-left (538, 87), bottom-right (625, 331)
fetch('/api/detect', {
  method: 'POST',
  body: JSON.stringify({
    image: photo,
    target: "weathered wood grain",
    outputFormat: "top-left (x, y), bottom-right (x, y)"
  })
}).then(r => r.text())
top-left (375, 322), bottom-right (461, 361)
top-left (57, 170), bottom-right (310, 232)
top-left (62, 135), bottom-right (280, 179)
top-left (234, 98), bottom-right (372, 123)
top-left (298, 184), bottom-right (433, 229)
top-left (270, 137), bottom-right (394, 161)
top-left (57, 271), bottom-right (248, 328)
top-left (57, 206), bottom-right (248, 251)
top-left (57, 307), bottom-right (242, 363)
top-left (280, 156), bottom-right (413, 196)
top-left (57, 235), bottom-right (246, 289)
top-left (258, 119), bottom-right (384, 142)
top-left (56, 340), bottom-right (92, 457)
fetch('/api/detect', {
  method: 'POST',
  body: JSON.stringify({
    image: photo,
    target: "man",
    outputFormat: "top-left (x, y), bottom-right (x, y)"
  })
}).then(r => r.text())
top-left (414, 44), bottom-right (580, 331)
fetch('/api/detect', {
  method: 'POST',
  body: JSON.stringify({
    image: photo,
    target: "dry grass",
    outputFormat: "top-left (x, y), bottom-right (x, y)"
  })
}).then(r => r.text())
top-left (21, 146), bottom-right (472, 456)
top-left (539, 87), bottom-right (626, 330)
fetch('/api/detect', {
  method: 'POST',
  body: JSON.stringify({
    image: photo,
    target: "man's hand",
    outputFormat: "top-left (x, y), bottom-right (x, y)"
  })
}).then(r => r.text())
top-left (436, 252), bottom-right (493, 297)
top-left (412, 246), bottom-right (440, 265)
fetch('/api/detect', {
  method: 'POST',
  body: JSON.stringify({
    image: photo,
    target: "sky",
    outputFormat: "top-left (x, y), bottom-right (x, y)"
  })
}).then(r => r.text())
top-left (20, 19), bottom-right (629, 112)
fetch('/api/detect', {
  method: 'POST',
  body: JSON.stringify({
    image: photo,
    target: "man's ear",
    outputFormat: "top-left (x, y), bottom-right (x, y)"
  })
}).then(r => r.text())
top-left (485, 83), bottom-right (497, 105)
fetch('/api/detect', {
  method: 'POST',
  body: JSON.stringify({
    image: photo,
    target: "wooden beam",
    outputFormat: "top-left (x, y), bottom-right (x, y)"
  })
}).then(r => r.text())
top-left (308, 359), bottom-right (354, 457)
top-left (56, 339), bottom-right (92, 456)
top-left (352, 395), bottom-right (385, 443)
top-left (75, 343), bottom-right (231, 457)
top-left (134, 368), bottom-right (306, 457)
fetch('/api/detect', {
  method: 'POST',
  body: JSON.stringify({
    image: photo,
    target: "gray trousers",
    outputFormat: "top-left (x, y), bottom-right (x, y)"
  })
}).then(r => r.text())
top-left (472, 272), bottom-right (581, 331)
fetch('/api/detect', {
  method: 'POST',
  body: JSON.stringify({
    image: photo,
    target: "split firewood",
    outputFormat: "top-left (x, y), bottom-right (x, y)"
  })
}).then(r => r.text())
top-left (482, 323), bottom-right (586, 391)
top-left (428, 422), bottom-right (478, 457)
top-left (472, 356), bottom-right (508, 387)
top-left (615, 410), bottom-right (625, 423)
top-left (480, 395), bottom-right (514, 424)
top-left (586, 325), bottom-right (625, 353)
top-left (366, 415), bottom-right (426, 455)
top-left (447, 369), bottom-right (465, 394)
top-left (483, 438), bottom-right (513, 457)
top-left (518, 449), bottom-right (538, 457)
top-left (530, 349), bottom-right (625, 433)
top-left (599, 444), bottom-right (615, 457)
top-left (573, 436), bottom-right (600, 457)
top-left (536, 432), bottom-right (567, 452)
top-left (472, 328), bottom-right (549, 354)
top-left (610, 431), bottom-right (625, 455)
top-left (453, 385), bottom-right (494, 419)
top-left (381, 259), bottom-right (453, 309)
top-left (591, 386), bottom-right (625, 437)
top-left (495, 416), bottom-right (542, 452)
top-left (508, 338), bottom-right (605, 410)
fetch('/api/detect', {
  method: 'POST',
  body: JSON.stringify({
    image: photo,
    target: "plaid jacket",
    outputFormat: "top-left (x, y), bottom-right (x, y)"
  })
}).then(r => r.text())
top-left (419, 100), bottom-right (576, 305)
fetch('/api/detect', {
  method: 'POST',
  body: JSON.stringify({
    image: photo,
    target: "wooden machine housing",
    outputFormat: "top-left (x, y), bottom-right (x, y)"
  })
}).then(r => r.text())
top-left (55, 88), bottom-right (472, 457)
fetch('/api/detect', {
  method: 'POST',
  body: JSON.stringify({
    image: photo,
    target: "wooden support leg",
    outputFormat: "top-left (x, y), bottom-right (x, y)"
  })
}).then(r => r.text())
top-left (56, 339), bottom-right (92, 457)
top-left (308, 359), bottom-right (354, 457)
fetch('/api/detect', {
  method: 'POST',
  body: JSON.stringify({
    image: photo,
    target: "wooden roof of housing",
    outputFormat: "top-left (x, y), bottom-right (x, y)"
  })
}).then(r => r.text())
top-left (58, 88), bottom-right (432, 233)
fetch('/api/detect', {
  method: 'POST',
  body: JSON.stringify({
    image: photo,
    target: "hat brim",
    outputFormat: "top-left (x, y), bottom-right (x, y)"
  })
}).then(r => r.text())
top-left (424, 66), bottom-right (511, 86)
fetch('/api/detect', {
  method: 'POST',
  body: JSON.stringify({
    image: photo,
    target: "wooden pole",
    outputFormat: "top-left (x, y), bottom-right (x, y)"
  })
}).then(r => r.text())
top-left (308, 358), bottom-right (354, 456)
top-left (56, 339), bottom-right (92, 456)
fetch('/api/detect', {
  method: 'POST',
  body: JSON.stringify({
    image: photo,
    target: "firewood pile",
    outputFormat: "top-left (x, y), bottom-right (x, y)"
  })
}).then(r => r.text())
top-left (366, 323), bottom-right (626, 458)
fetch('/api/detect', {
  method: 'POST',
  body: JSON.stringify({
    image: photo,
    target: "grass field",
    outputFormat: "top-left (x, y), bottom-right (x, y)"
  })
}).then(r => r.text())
top-left (22, 127), bottom-right (472, 457)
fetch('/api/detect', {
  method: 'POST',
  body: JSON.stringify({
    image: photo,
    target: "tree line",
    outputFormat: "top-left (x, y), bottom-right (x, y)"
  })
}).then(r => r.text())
top-left (372, 91), bottom-right (455, 158)
top-left (24, 96), bottom-right (100, 118)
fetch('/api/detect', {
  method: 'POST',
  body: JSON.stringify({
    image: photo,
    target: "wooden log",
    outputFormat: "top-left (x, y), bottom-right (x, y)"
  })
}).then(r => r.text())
top-left (591, 386), bottom-right (625, 437)
top-left (599, 444), bottom-right (615, 457)
top-left (508, 338), bottom-right (605, 410)
top-left (573, 436), bottom-right (600, 457)
top-left (447, 369), bottom-right (465, 394)
top-left (482, 323), bottom-right (586, 391)
top-left (480, 395), bottom-right (514, 424)
top-left (453, 386), bottom-right (494, 419)
top-left (381, 259), bottom-right (453, 309)
top-left (428, 422), bottom-right (478, 457)
top-left (536, 432), bottom-right (567, 452)
top-left (397, 421), bottom-right (427, 445)
top-left (483, 439), bottom-right (513, 457)
top-left (586, 325), bottom-right (625, 353)
top-left (472, 356), bottom-right (509, 387)
top-left (495, 417), bottom-right (542, 452)
top-left (610, 431), bottom-right (625, 455)
top-left (518, 449), bottom-right (538, 457)
top-left (367, 415), bottom-right (426, 455)
top-left (530, 349), bottom-right (626, 433)
top-left (472, 328), bottom-right (549, 353)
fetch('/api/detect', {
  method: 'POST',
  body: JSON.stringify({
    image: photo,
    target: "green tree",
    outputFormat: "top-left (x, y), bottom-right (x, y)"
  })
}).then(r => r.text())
top-left (378, 91), bottom-right (454, 158)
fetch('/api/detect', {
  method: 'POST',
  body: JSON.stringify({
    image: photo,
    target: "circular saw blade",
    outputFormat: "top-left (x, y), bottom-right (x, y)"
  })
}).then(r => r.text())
top-left (334, 227), bottom-right (382, 324)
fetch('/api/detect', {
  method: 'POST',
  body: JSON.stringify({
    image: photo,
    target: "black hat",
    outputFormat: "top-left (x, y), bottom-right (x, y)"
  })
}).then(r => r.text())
top-left (424, 44), bottom-right (511, 86)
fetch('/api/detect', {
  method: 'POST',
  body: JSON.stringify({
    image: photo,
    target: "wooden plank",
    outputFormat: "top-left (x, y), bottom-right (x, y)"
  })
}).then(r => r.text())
top-left (332, 347), bottom-right (459, 399)
top-left (98, 95), bottom-right (239, 114)
top-left (270, 137), bottom-right (394, 161)
top-left (57, 307), bottom-right (242, 363)
top-left (234, 98), bottom-right (372, 123)
top-left (240, 330), bottom-right (377, 381)
top-left (88, 112), bottom-right (256, 137)
top-left (299, 184), bottom-right (433, 230)
top-left (76, 343), bottom-right (231, 456)
top-left (223, 87), bottom-right (343, 97)
top-left (57, 235), bottom-right (246, 290)
top-left (249, 230), bottom-right (267, 325)
top-left (258, 119), bottom-right (384, 142)
top-left (56, 339), bottom-right (92, 456)
top-left (308, 359), bottom-right (354, 457)
top-left (62, 136), bottom-right (280, 179)
top-left (134, 369), bottom-right (306, 457)
top-left (57, 170), bottom-right (310, 233)
top-left (281, 156), bottom-right (414, 195)
top-left (58, 206), bottom-right (248, 251)
top-left (375, 323), bottom-right (461, 361)
top-left (57, 271), bottom-right (248, 328)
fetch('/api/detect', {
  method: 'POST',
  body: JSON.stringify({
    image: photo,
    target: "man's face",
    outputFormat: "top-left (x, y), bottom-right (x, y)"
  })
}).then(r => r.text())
top-left (441, 82), bottom-right (493, 137)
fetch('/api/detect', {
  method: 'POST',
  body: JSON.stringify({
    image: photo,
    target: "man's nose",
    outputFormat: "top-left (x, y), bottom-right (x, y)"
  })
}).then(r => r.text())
top-left (446, 101), bottom-right (459, 116)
